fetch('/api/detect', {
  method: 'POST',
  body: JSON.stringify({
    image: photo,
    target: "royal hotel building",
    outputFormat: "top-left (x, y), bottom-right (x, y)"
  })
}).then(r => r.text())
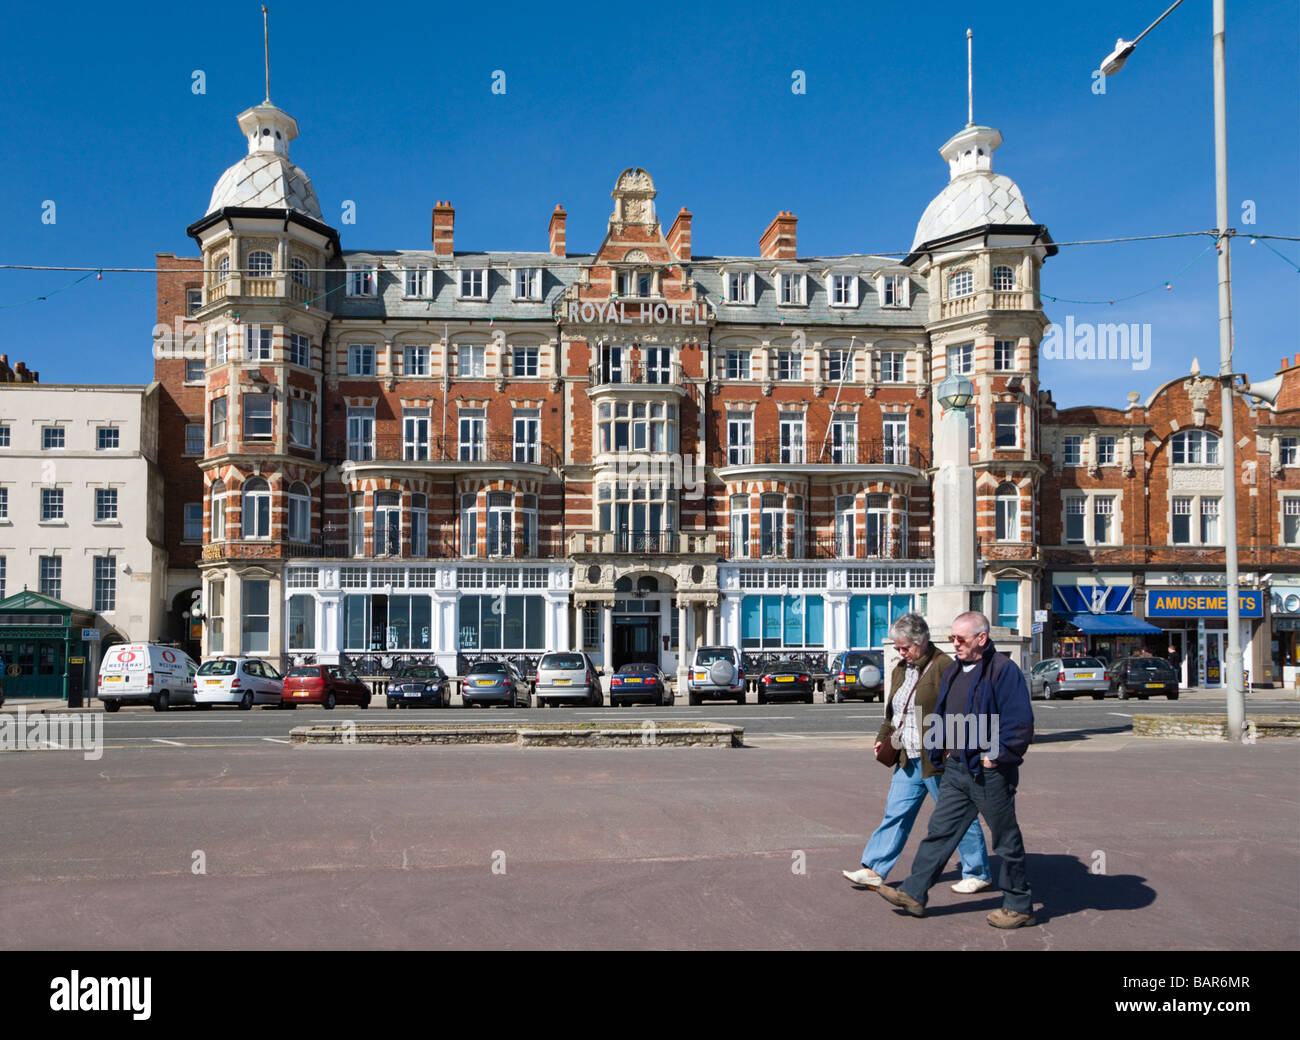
top-left (141, 96), bottom-right (1300, 692)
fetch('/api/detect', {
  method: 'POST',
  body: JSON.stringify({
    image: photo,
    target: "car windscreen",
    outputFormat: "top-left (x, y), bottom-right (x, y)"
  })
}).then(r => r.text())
top-left (398, 667), bottom-right (441, 679)
top-left (1128, 659), bottom-right (1176, 674)
top-left (843, 653), bottom-right (881, 669)
top-left (617, 664), bottom-right (656, 674)
top-left (197, 660), bottom-right (237, 676)
top-left (695, 649), bottom-right (735, 667)
top-left (541, 654), bottom-right (584, 670)
top-left (287, 667), bottom-right (320, 678)
top-left (771, 662), bottom-right (804, 673)
top-left (469, 662), bottom-right (508, 674)
top-left (1062, 658), bottom-right (1103, 668)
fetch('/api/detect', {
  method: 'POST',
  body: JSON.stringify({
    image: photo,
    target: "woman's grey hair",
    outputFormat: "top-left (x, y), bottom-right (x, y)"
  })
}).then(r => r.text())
top-left (889, 612), bottom-right (931, 648)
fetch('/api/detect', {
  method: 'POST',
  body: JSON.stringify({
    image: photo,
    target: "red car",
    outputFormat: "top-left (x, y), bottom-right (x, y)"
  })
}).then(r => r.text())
top-left (282, 665), bottom-right (371, 709)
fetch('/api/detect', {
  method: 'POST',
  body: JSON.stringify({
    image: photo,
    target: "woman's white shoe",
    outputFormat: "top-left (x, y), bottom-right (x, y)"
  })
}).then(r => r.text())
top-left (841, 867), bottom-right (884, 887)
top-left (951, 877), bottom-right (993, 894)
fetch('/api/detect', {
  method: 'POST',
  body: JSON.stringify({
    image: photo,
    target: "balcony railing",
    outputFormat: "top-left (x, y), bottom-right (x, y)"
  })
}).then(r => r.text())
top-left (568, 530), bottom-right (717, 555)
top-left (719, 533), bottom-right (931, 561)
top-left (724, 437), bottom-right (928, 469)
top-left (206, 529), bottom-right (566, 562)
top-left (588, 359), bottom-right (684, 388)
top-left (329, 434), bottom-right (560, 469)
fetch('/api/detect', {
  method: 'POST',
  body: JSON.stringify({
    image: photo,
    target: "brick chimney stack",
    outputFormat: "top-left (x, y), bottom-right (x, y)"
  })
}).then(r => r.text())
top-left (548, 204), bottom-right (567, 257)
top-left (667, 207), bottom-right (693, 261)
top-left (432, 202), bottom-right (455, 256)
top-left (759, 211), bottom-right (798, 260)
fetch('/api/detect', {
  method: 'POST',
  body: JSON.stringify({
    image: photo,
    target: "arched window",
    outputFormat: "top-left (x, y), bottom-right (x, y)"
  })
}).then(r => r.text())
top-left (374, 490), bottom-right (401, 555)
top-left (518, 494), bottom-right (538, 556)
top-left (995, 482), bottom-right (1020, 541)
top-left (835, 494), bottom-right (856, 557)
top-left (241, 478), bottom-right (270, 539)
top-left (1171, 430), bottom-right (1220, 466)
top-left (210, 479), bottom-right (227, 541)
top-left (599, 483), bottom-right (676, 552)
top-left (760, 493), bottom-right (785, 557)
top-left (288, 482), bottom-right (310, 544)
top-left (948, 269), bottom-right (974, 299)
top-left (460, 493), bottom-right (478, 557)
top-left (865, 494), bottom-right (889, 556)
top-left (992, 265), bottom-right (1015, 292)
top-left (348, 492), bottom-right (365, 556)
top-left (290, 257), bottom-right (310, 287)
top-left (216, 256), bottom-right (230, 284)
top-left (730, 494), bottom-right (750, 559)
top-left (247, 250), bottom-right (273, 277)
top-left (487, 492), bottom-right (513, 557)
top-left (410, 493), bottom-right (427, 557)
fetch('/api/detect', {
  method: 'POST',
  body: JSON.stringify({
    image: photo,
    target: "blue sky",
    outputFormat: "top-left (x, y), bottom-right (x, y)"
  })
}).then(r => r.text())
top-left (0, 0), bottom-right (1295, 406)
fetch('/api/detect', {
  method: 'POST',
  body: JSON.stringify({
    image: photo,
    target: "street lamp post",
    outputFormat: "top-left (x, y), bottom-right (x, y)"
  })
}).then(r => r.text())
top-left (1098, 0), bottom-right (1244, 741)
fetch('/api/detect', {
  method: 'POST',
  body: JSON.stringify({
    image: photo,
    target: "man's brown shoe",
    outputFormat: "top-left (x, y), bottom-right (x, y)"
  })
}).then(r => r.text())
top-left (877, 884), bottom-right (925, 918)
top-left (987, 908), bottom-right (1035, 929)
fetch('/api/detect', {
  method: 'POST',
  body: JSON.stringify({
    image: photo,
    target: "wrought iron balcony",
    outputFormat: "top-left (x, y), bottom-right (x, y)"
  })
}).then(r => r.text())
top-left (328, 434), bottom-right (560, 469)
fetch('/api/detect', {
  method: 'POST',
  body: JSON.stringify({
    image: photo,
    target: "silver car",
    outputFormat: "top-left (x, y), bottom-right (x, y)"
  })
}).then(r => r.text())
top-left (687, 646), bottom-right (747, 705)
top-left (1029, 657), bottom-right (1110, 700)
top-left (534, 651), bottom-right (602, 707)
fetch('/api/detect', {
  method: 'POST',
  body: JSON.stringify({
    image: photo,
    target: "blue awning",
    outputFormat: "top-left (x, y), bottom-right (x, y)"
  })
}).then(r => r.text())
top-left (1066, 613), bottom-right (1162, 635)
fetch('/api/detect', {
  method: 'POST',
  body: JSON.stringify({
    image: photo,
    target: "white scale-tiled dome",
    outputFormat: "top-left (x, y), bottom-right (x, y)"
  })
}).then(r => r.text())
top-left (911, 125), bottom-right (1036, 251)
top-left (205, 101), bottom-right (322, 220)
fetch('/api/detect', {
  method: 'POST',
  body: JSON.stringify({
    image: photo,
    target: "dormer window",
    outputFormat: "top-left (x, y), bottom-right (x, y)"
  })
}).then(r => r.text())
top-left (879, 273), bottom-right (910, 308)
top-left (513, 267), bottom-right (543, 301)
top-left (617, 270), bottom-right (652, 298)
top-left (458, 268), bottom-right (487, 300)
top-left (777, 272), bottom-right (806, 306)
top-left (403, 266), bottom-right (431, 298)
top-left (829, 273), bottom-right (858, 307)
top-left (947, 269), bottom-right (974, 299)
top-left (347, 264), bottom-right (378, 297)
top-left (993, 265), bottom-right (1016, 291)
top-left (725, 269), bottom-right (755, 305)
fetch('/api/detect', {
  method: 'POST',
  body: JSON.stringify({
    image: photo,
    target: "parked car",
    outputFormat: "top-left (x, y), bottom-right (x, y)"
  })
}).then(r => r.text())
top-left (195, 657), bottom-right (283, 709)
top-left (610, 663), bottom-right (671, 707)
top-left (282, 664), bottom-right (371, 709)
top-left (827, 650), bottom-right (885, 702)
top-left (686, 646), bottom-right (746, 705)
top-left (386, 663), bottom-right (450, 709)
top-left (461, 660), bottom-right (530, 708)
top-left (97, 643), bottom-right (198, 712)
top-left (758, 660), bottom-right (815, 704)
top-left (534, 651), bottom-right (602, 707)
top-left (1109, 655), bottom-right (1180, 700)
top-left (1028, 657), bottom-right (1110, 700)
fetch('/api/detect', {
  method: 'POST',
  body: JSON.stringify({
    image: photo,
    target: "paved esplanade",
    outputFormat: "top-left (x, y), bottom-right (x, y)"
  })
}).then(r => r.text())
top-left (0, 716), bottom-right (1295, 949)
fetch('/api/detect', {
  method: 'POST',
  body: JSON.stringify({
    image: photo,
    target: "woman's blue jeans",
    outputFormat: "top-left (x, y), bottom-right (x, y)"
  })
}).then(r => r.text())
top-left (861, 754), bottom-right (990, 882)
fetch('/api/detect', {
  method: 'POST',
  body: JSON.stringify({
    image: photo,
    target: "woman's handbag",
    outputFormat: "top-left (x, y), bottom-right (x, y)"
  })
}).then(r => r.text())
top-left (874, 656), bottom-right (939, 767)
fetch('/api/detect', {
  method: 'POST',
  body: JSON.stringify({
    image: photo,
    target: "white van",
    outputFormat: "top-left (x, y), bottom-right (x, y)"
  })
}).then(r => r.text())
top-left (98, 644), bottom-right (198, 712)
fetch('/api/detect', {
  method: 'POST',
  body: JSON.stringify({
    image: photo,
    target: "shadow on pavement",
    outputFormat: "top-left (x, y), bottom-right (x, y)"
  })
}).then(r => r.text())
top-left (909, 853), bottom-right (1155, 923)
top-left (1033, 724), bottom-right (1131, 743)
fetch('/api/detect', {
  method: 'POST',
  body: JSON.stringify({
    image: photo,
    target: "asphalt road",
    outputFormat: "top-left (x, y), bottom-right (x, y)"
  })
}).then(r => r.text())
top-left (0, 737), bottom-right (1295, 950)
top-left (22, 688), bottom-right (1298, 750)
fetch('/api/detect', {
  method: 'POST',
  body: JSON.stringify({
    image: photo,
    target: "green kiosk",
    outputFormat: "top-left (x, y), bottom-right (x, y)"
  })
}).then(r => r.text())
top-left (0, 591), bottom-right (101, 704)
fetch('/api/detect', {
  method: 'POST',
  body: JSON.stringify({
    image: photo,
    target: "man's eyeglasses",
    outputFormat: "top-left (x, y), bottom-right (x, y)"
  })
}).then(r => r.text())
top-left (951, 633), bottom-right (985, 645)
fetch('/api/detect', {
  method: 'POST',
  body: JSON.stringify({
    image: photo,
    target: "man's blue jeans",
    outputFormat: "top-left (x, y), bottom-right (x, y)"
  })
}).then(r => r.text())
top-left (861, 755), bottom-right (990, 882)
top-left (899, 755), bottom-right (1033, 915)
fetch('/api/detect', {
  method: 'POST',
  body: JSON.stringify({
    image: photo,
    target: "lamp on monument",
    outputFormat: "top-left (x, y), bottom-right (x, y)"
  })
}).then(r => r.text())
top-left (937, 372), bottom-right (974, 411)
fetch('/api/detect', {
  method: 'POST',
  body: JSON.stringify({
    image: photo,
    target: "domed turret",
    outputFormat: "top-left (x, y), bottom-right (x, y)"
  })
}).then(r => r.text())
top-left (205, 102), bottom-right (321, 219)
top-left (911, 124), bottom-right (1036, 251)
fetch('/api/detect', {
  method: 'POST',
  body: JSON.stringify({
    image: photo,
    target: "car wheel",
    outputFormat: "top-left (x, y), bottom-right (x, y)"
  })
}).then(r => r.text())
top-left (1167, 691), bottom-right (1179, 700)
top-left (154, 691), bottom-right (170, 713)
top-left (1138, 694), bottom-right (1149, 700)
top-left (323, 691), bottom-right (336, 710)
top-left (1044, 684), bottom-right (1055, 701)
top-left (387, 701), bottom-right (396, 709)
top-left (688, 691), bottom-right (700, 706)
top-left (238, 691), bottom-right (253, 711)
top-left (358, 695), bottom-right (369, 709)
top-left (103, 699), bottom-right (120, 713)
top-left (1117, 683), bottom-right (1129, 700)
top-left (1091, 692), bottom-right (1104, 700)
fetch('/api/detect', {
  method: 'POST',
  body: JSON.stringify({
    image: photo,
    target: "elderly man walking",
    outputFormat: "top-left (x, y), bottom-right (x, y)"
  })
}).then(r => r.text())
top-left (842, 612), bottom-right (991, 893)
top-left (877, 611), bottom-right (1037, 928)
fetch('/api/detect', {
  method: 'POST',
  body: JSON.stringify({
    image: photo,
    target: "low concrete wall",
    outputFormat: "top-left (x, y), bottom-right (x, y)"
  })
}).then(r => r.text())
top-left (290, 721), bottom-right (744, 748)
top-left (1132, 714), bottom-right (1300, 741)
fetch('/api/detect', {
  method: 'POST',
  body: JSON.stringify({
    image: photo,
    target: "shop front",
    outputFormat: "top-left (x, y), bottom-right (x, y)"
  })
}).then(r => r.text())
top-left (1145, 586), bottom-right (1263, 689)
top-left (1048, 580), bottom-right (1161, 663)
top-left (0, 591), bottom-right (100, 703)
top-left (1268, 583), bottom-right (1300, 689)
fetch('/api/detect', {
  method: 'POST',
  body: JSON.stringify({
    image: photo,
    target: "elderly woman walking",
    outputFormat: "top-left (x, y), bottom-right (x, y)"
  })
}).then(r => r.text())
top-left (842, 613), bottom-right (991, 892)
